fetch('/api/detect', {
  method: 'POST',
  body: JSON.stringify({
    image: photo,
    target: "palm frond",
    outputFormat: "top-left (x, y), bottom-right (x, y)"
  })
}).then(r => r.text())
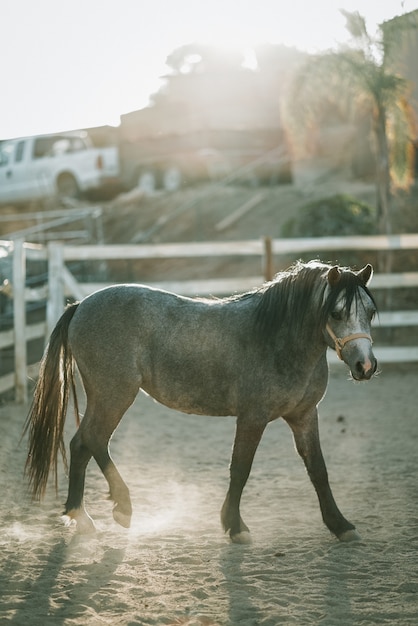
top-left (340, 10), bottom-right (368, 40)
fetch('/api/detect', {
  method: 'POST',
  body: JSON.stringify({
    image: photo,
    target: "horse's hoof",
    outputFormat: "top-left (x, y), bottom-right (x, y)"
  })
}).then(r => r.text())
top-left (113, 507), bottom-right (131, 528)
top-left (62, 511), bottom-right (96, 534)
top-left (338, 529), bottom-right (362, 542)
top-left (230, 530), bottom-right (252, 544)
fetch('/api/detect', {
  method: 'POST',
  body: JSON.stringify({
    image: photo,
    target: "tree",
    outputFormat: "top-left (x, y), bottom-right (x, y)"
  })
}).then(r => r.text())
top-left (287, 10), bottom-right (417, 238)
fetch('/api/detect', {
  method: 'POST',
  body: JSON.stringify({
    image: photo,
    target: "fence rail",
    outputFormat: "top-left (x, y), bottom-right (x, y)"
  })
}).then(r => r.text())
top-left (0, 205), bottom-right (103, 243)
top-left (2, 234), bottom-right (418, 403)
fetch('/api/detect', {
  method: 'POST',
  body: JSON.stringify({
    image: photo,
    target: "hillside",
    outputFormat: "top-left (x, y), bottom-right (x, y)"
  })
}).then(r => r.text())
top-left (100, 171), bottom-right (378, 283)
top-left (104, 174), bottom-right (377, 244)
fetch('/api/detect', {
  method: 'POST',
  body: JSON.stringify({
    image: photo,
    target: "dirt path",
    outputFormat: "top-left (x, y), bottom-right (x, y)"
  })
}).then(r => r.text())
top-left (1, 363), bottom-right (418, 625)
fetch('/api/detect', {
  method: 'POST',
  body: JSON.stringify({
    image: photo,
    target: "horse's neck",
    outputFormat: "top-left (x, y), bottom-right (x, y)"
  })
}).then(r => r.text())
top-left (275, 319), bottom-right (327, 362)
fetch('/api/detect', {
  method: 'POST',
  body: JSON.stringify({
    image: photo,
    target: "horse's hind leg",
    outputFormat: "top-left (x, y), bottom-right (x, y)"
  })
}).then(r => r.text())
top-left (221, 416), bottom-right (266, 544)
top-left (88, 407), bottom-right (133, 529)
top-left (64, 422), bottom-right (96, 533)
top-left (287, 407), bottom-right (360, 542)
top-left (64, 388), bottom-right (138, 532)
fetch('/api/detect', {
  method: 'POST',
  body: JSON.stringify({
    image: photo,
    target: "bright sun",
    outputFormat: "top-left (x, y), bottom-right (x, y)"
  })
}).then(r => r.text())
top-left (171, 4), bottom-right (350, 56)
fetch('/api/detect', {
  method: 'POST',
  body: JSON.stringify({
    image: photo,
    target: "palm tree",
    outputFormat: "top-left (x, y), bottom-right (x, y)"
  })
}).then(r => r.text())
top-left (287, 10), bottom-right (417, 238)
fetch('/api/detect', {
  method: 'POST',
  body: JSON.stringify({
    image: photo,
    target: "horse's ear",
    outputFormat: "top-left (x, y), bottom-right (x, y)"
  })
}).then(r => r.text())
top-left (327, 266), bottom-right (341, 286)
top-left (357, 264), bottom-right (373, 286)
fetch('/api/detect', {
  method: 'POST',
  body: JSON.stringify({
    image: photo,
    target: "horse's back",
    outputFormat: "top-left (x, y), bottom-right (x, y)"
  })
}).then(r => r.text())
top-left (69, 284), bottom-right (220, 348)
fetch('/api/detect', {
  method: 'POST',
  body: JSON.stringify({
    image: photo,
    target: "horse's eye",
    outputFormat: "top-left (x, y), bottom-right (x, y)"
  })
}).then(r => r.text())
top-left (331, 311), bottom-right (342, 321)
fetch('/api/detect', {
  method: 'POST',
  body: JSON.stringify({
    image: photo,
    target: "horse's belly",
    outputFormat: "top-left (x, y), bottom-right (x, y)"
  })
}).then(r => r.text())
top-left (142, 382), bottom-right (235, 416)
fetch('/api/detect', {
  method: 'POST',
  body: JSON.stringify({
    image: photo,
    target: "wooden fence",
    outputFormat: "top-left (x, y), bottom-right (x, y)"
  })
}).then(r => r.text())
top-left (2, 234), bottom-right (418, 403)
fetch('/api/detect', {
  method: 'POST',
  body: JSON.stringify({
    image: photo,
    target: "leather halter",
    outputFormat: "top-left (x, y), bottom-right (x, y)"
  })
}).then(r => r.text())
top-left (326, 323), bottom-right (373, 361)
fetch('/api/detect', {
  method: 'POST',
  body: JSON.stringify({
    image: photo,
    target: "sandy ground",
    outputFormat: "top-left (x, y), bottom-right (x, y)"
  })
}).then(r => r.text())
top-left (1, 362), bottom-right (418, 625)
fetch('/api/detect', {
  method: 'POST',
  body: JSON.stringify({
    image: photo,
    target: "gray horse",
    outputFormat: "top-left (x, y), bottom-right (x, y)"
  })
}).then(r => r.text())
top-left (25, 260), bottom-right (377, 542)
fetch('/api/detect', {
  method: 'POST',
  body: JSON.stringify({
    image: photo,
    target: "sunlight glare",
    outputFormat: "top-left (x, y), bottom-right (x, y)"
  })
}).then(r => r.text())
top-left (127, 479), bottom-right (213, 539)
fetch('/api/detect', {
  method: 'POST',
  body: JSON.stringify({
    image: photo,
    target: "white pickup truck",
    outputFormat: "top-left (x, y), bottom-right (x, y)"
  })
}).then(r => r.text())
top-left (0, 131), bottom-right (120, 204)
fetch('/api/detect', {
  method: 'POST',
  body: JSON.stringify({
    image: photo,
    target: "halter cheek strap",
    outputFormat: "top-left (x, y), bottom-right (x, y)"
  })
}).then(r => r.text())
top-left (326, 323), bottom-right (373, 361)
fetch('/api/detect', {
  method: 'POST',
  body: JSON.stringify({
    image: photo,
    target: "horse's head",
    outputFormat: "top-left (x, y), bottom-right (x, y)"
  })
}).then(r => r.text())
top-left (324, 264), bottom-right (377, 381)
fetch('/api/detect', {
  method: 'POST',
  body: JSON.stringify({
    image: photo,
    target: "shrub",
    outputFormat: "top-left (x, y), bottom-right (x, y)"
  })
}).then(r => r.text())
top-left (282, 193), bottom-right (376, 238)
top-left (280, 194), bottom-right (377, 268)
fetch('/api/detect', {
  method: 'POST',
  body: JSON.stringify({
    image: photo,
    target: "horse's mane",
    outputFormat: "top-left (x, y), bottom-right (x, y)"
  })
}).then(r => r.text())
top-left (252, 260), bottom-right (376, 339)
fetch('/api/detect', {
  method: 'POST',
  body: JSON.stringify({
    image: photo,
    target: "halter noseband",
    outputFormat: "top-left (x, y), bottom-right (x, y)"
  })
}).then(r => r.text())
top-left (326, 324), bottom-right (373, 361)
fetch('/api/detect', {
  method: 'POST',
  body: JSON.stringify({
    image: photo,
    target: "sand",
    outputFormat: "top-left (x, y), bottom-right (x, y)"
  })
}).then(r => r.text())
top-left (1, 362), bottom-right (418, 625)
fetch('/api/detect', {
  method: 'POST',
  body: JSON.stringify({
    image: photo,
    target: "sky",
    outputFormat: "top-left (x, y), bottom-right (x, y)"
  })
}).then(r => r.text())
top-left (1, 0), bottom-right (415, 140)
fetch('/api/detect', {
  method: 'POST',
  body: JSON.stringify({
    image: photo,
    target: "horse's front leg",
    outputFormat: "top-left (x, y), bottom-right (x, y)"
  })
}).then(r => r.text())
top-left (221, 416), bottom-right (267, 544)
top-left (286, 407), bottom-right (360, 542)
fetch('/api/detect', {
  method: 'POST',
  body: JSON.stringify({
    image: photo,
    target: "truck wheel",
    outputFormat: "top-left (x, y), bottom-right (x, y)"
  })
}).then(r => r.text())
top-left (57, 173), bottom-right (79, 199)
top-left (162, 166), bottom-right (182, 191)
top-left (138, 170), bottom-right (156, 195)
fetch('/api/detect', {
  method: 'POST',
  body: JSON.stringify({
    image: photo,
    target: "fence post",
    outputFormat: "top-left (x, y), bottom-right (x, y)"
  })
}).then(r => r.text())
top-left (13, 239), bottom-right (27, 403)
top-left (47, 241), bottom-right (64, 338)
top-left (263, 236), bottom-right (274, 281)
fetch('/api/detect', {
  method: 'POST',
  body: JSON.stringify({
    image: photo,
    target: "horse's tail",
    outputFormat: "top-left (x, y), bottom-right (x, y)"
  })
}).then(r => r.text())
top-left (24, 302), bottom-right (80, 500)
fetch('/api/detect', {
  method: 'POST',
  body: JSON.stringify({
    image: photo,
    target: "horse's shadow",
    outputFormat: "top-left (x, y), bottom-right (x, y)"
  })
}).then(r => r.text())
top-left (7, 534), bottom-right (126, 626)
top-left (219, 544), bottom-right (266, 625)
top-left (220, 538), bottom-right (357, 626)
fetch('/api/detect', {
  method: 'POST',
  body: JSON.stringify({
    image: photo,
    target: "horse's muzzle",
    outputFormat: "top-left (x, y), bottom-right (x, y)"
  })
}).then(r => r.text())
top-left (352, 355), bottom-right (378, 381)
